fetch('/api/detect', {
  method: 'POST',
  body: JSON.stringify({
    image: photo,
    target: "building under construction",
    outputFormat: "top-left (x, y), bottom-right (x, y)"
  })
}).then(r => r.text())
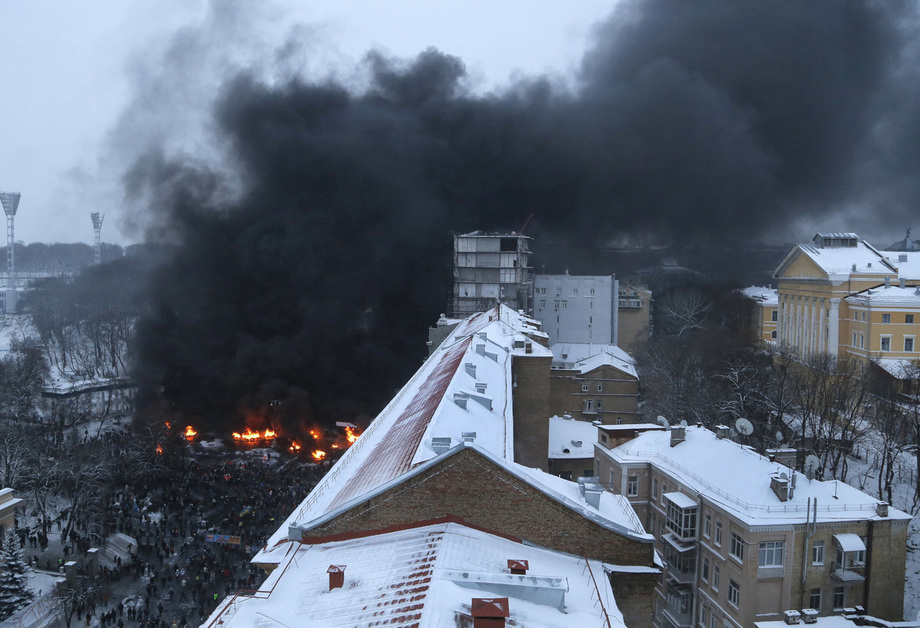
top-left (451, 231), bottom-right (533, 316)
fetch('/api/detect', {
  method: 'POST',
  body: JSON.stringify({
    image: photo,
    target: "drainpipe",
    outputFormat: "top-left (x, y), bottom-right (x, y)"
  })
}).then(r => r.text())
top-left (801, 499), bottom-right (817, 604)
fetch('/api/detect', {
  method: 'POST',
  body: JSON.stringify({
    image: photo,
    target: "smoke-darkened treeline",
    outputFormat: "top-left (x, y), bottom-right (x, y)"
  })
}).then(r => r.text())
top-left (119, 0), bottom-right (920, 432)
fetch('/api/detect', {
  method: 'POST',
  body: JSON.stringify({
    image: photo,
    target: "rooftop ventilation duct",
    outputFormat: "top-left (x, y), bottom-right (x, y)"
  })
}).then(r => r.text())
top-left (453, 393), bottom-right (468, 410)
top-left (901, 278), bottom-right (907, 288)
top-left (885, 276), bottom-right (891, 288)
top-left (715, 425), bottom-right (730, 439)
top-left (462, 431), bottom-right (477, 443)
top-left (877, 502), bottom-right (889, 517)
top-left (770, 474), bottom-right (790, 502)
top-left (475, 383), bottom-right (487, 394)
top-left (328, 565), bottom-right (346, 591)
top-left (670, 426), bottom-right (686, 447)
top-left (472, 597), bottom-right (509, 628)
top-left (507, 559), bottom-right (529, 575)
top-left (801, 608), bottom-right (818, 624)
top-left (783, 610), bottom-right (801, 625)
top-left (432, 437), bottom-right (452, 454)
top-left (900, 254), bottom-right (909, 262)
top-left (465, 363), bottom-right (477, 378)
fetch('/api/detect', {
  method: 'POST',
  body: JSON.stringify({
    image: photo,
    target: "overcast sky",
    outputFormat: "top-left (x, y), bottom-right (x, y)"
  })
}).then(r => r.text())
top-left (0, 0), bottom-right (616, 246)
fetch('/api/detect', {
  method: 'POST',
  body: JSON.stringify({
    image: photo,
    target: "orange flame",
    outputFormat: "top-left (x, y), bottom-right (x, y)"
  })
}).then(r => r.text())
top-left (289, 441), bottom-right (302, 452)
top-left (184, 425), bottom-right (197, 441)
top-left (309, 429), bottom-right (320, 440)
top-left (165, 422), bottom-right (171, 431)
top-left (155, 444), bottom-right (163, 455)
top-left (312, 450), bottom-right (326, 461)
top-left (232, 427), bottom-right (277, 441)
top-left (345, 426), bottom-right (359, 443)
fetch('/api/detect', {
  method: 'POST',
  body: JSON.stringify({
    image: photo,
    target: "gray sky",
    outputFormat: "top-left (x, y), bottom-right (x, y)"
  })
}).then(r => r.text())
top-left (0, 0), bottom-right (616, 246)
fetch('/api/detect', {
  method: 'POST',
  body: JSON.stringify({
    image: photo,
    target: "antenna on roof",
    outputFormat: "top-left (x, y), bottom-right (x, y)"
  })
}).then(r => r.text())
top-left (519, 213), bottom-right (534, 234)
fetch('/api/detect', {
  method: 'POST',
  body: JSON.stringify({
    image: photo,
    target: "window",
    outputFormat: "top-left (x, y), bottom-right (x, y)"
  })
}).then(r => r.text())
top-left (907, 337), bottom-right (915, 352)
top-left (554, 300), bottom-right (560, 310)
top-left (590, 300), bottom-right (594, 309)
top-left (883, 313), bottom-right (891, 324)
top-left (573, 288), bottom-right (578, 296)
top-left (728, 580), bottom-right (740, 608)
top-left (537, 287), bottom-right (546, 295)
top-left (771, 330), bottom-right (777, 339)
top-left (627, 476), bottom-right (638, 497)
top-left (582, 383), bottom-right (589, 392)
top-left (771, 310), bottom-right (778, 321)
top-left (809, 588), bottom-right (822, 611)
top-left (561, 300), bottom-right (568, 309)
top-left (907, 314), bottom-right (914, 324)
top-left (833, 586), bottom-right (845, 609)
top-left (666, 499), bottom-right (698, 539)
top-left (703, 513), bottom-right (711, 538)
top-left (863, 312), bottom-right (866, 322)
top-left (855, 311), bottom-right (859, 321)
top-left (859, 332), bottom-right (865, 349)
top-left (597, 383), bottom-right (603, 392)
top-left (589, 316), bottom-right (593, 324)
top-left (712, 565), bottom-right (720, 591)
top-left (881, 335), bottom-right (891, 351)
top-left (714, 521), bottom-right (722, 546)
top-left (701, 556), bottom-right (710, 582)
top-left (758, 541), bottom-right (784, 567)
top-left (584, 399), bottom-right (594, 411)
top-left (812, 540), bottom-right (825, 565)
top-left (596, 400), bottom-right (603, 410)
top-left (590, 287), bottom-right (595, 295)
top-left (852, 331), bottom-right (857, 347)
top-left (539, 299), bottom-right (546, 310)
top-left (699, 604), bottom-right (709, 628)
top-left (730, 532), bottom-right (744, 561)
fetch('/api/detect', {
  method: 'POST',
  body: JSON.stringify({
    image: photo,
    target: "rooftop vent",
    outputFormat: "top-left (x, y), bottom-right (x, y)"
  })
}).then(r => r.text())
top-left (432, 437), bottom-right (452, 454)
top-left (901, 278), bottom-right (907, 288)
top-left (472, 597), bottom-right (510, 628)
top-left (771, 474), bottom-right (790, 502)
top-left (453, 393), bottom-right (468, 410)
top-left (900, 254), bottom-right (909, 263)
top-left (465, 363), bottom-right (477, 378)
top-left (852, 263), bottom-right (857, 272)
top-left (715, 425), bottom-right (730, 439)
top-left (571, 440), bottom-right (583, 448)
top-left (801, 608), bottom-right (819, 624)
top-left (584, 487), bottom-right (603, 509)
top-left (328, 565), bottom-right (346, 591)
top-left (507, 559), bottom-right (529, 575)
top-left (670, 425), bottom-right (686, 447)
top-left (462, 431), bottom-right (477, 443)
top-left (877, 502), bottom-right (889, 517)
top-left (885, 276), bottom-right (891, 288)
top-left (784, 609), bottom-right (802, 625)
top-left (475, 383), bottom-right (487, 394)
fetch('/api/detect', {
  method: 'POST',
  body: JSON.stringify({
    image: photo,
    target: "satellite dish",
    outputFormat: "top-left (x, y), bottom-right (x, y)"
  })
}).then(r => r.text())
top-left (735, 418), bottom-right (754, 436)
top-left (656, 415), bottom-right (670, 427)
top-left (804, 454), bottom-right (821, 478)
top-left (679, 420), bottom-right (688, 427)
top-left (775, 431), bottom-right (785, 443)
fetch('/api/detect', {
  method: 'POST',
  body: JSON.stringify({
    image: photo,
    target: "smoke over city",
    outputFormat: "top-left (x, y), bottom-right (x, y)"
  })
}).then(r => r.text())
top-left (125, 0), bottom-right (920, 429)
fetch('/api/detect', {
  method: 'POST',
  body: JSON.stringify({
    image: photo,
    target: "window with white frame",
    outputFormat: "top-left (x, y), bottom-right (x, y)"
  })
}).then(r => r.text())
top-left (758, 541), bottom-right (784, 567)
top-left (809, 588), bottom-right (822, 611)
top-left (833, 586), bottom-right (845, 609)
top-left (666, 499), bottom-right (698, 539)
top-left (771, 310), bottom-right (778, 321)
top-left (728, 580), bottom-right (740, 608)
top-left (703, 513), bottom-right (711, 538)
top-left (712, 565), bottom-right (720, 591)
top-left (714, 520), bottom-right (722, 545)
top-left (812, 540), bottom-right (825, 565)
top-left (701, 556), bottom-right (710, 582)
top-left (908, 314), bottom-right (915, 324)
top-left (883, 313), bottom-right (891, 324)
top-left (730, 532), bottom-right (744, 561)
top-left (597, 383), bottom-right (603, 392)
top-left (596, 400), bottom-right (603, 410)
top-left (627, 476), bottom-right (638, 497)
top-left (539, 299), bottom-right (546, 310)
top-left (581, 383), bottom-right (589, 392)
top-left (906, 336), bottom-right (915, 352)
top-left (859, 333), bottom-right (865, 349)
top-left (881, 335), bottom-right (891, 351)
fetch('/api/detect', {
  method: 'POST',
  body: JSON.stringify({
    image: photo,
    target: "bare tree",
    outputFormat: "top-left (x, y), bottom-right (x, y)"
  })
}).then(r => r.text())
top-left (656, 288), bottom-right (710, 337)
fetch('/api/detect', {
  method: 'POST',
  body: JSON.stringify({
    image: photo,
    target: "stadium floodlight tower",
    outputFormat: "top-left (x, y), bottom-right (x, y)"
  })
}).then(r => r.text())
top-left (90, 212), bottom-right (104, 265)
top-left (0, 192), bottom-right (21, 287)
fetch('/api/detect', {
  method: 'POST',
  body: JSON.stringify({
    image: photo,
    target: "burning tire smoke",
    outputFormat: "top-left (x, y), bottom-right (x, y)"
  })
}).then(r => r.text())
top-left (124, 0), bottom-right (920, 431)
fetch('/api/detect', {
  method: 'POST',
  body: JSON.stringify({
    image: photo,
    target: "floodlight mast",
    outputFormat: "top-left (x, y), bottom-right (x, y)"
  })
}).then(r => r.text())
top-left (0, 192), bottom-right (21, 288)
top-left (90, 212), bottom-right (104, 265)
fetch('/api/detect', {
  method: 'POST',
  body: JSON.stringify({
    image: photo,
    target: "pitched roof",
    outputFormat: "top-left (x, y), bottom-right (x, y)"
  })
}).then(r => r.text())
top-left (774, 237), bottom-right (895, 282)
top-left (549, 343), bottom-right (637, 377)
top-left (209, 520), bottom-right (627, 628)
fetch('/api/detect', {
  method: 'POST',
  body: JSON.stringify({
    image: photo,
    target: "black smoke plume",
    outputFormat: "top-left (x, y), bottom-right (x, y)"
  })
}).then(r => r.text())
top-left (127, 0), bottom-right (920, 430)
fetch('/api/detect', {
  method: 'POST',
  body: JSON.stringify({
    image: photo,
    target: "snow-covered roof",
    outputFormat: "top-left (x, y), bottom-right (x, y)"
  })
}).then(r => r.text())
top-left (776, 238), bottom-right (895, 282)
top-left (210, 520), bottom-right (626, 628)
top-left (600, 426), bottom-right (911, 526)
top-left (548, 415), bottom-right (596, 459)
top-left (549, 343), bottom-right (637, 378)
top-left (846, 285), bottom-right (920, 307)
top-left (882, 250), bottom-right (920, 280)
top-left (741, 286), bottom-right (778, 305)
top-left (873, 358), bottom-right (919, 379)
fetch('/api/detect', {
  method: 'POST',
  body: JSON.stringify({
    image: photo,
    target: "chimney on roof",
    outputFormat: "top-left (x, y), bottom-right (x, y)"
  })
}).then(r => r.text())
top-left (328, 565), bottom-right (346, 591)
top-left (770, 474), bottom-right (790, 502)
top-left (901, 278), bottom-right (907, 288)
top-left (432, 437), bottom-right (452, 454)
top-left (801, 608), bottom-right (819, 624)
top-left (507, 559), bottom-right (529, 575)
top-left (472, 598), bottom-right (510, 628)
top-left (715, 425), bottom-right (730, 440)
top-left (783, 609), bottom-right (802, 625)
top-left (670, 425), bottom-right (686, 447)
top-left (876, 502), bottom-right (889, 517)
top-left (885, 276), bottom-right (891, 288)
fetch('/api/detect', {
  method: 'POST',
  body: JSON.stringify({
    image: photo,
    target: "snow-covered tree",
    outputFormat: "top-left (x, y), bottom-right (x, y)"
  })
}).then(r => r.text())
top-left (0, 526), bottom-right (34, 620)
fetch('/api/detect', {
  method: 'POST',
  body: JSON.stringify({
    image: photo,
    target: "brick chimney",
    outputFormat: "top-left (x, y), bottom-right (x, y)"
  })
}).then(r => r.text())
top-left (472, 598), bottom-right (510, 628)
top-left (507, 559), bottom-right (529, 575)
top-left (327, 565), bottom-right (346, 591)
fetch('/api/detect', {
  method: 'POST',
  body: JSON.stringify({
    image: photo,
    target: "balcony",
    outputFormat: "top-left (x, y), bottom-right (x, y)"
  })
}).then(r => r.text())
top-left (664, 584), bottom-right (693, 628)
top-left (831, 561), bottom-right (866, 584)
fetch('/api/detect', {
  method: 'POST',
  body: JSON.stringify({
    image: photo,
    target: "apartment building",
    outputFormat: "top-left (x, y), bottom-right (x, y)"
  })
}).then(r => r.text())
top-left (595, 425), bottom-right (911, 627)
top-left (548, 343), bottom-right (641, 424)
top-left (533, 274), bottom-right (618, 344)
top-left (618, 283), bottom-right (653, 352)
top-left (742, 287), bottom-right (779, 345)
